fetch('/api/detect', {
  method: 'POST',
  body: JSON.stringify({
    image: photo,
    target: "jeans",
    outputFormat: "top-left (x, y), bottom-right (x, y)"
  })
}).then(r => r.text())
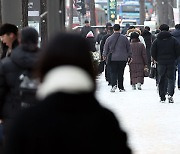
top-left (157, 64), bottom-right (176, 100)
top-left (110, 61), bottom-right (127, 89)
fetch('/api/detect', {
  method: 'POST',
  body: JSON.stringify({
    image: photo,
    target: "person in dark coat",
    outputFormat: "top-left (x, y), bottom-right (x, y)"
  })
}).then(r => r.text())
top-left (100, 26), bottom-right (113, 84)
top-left (129, 32), bottom-right (148, 90)
top-left (4, 33), bottom-right (132, 154)
top-left (103, 24), bottom-right (132, 92)
top-left (0, 23), bottom-right (19, 58)
top-left (80, 19), bottom-right (94, 38)
top-left (151, 24), bottom-right (180, 103)
top-left (171, 24), bottom-right (180, 90)
top-left (141, 26), bottom-right (156, 69)
top-left (0, 27), bottom-right (40, 145)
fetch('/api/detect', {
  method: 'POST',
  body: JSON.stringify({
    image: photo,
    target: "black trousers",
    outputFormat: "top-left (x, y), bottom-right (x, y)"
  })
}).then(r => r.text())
top-left (157, 64), bottom-right (176, 100)
top-left (110, 61), bottom-right (127, 89)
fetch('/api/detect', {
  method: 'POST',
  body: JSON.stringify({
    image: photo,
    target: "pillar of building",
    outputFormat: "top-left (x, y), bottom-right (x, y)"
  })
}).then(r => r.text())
top-left (47, 0), bottom-right (65, 38)
top-left (1, 0), bottom-right (22, 29)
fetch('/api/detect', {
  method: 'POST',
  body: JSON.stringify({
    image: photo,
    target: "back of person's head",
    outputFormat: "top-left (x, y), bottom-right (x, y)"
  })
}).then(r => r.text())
top-left (113, 24), bottom-right (120, 31)
top-left (145, 26), bottom-right (150, 31)
top-left (175, 24), bottom-right (180, 30)
top-left (107, 26), bottom-right (113, 34)
top-left (106, 22), bottom-right (112, 28)
top-left (0, 23), bottom-right (18, 36)
top-left (36, 33), bottom-right (96, 90)
top-left (19, 27), bottom-right (39, 52)
top-left (84, 19), bottom-right (89, 24)
top-left (128, 26), bottom-right (135, 30)
top-left (130, 32), bottom-right (139, 39)
top-left (20, 27), bottom-right (38, 44)
top-left (159, 24), bottom-right (169, 31)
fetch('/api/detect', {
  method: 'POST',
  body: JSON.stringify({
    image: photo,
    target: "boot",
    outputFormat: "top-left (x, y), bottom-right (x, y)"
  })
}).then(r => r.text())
top-left (137, 83), bottom-right (142, 90)
top-left (132, 85), bottom-right (136, 90)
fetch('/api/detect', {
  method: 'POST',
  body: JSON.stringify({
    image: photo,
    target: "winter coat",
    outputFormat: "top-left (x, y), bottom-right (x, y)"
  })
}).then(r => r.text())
top-left (151, 31), bottom-right (180, 65)
top-left (171, 29), bottom-right (180, 43)
top-left (0, 45), bottom-right (39, 120)
top-left (81, 26), bottom-right (94, 38)
top-left (141, 30), bottom-right (154, 64)
top-left (103, 32), bottom-right (131, 62)
top-left (129, 40), bottom-right (148, 85)
top-left (4, 66), bottom-right (132, 154)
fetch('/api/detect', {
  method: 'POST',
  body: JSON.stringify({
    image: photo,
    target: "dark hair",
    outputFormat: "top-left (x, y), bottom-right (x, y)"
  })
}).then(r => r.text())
top-left (159, 24), bottom-right (169, 31)
top-left (106, 22), bottom-right (112, 28)
top-left (36, 33), bottom-right (96, 91)
top-left (128, 26), bottom-right (135, 30)
top-left (175, 24), bottom-right (180, 30)
top-left (20, 27), bottom-right (38, 44)
top-left (145, 26), bottom-right (150, 31)
top-left (113, 24), bottom-right (120, 31)
top-left (84, 20), bottom-right (89, 24)
top-left (0, 23), bottom-right (18, 36)
top-left (130, 32), bottom-right (139, 39)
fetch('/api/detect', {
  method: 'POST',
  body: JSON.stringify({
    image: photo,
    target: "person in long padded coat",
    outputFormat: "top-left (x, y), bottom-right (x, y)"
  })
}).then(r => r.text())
top-left (0, 27), bottom-right (40, 144)
top-left (129, 32), bottom-right (148, 90)
top-left (4, 33), bottom-right (132, 154)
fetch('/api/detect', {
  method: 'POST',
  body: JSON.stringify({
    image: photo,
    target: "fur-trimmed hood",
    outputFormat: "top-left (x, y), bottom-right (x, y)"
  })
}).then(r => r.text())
top-left (37, 66), bottom-right (94, 100)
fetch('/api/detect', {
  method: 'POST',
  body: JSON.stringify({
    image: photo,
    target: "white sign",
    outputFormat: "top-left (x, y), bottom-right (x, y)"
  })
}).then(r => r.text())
top-left (28, 11), bottom-right (39, 16)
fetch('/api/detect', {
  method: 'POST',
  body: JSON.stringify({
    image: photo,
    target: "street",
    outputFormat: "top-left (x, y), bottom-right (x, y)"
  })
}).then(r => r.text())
top-left (96, 66), bottom-right (180, 154)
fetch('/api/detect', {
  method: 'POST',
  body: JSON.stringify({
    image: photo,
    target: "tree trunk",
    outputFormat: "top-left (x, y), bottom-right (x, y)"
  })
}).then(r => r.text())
top-left (40, 0), bottom-right (47, 47)
top-left (139, 0), bottom-right (145, 25)
top-left (168, 0), bottom-right (175, 27)
top-left (68, 0), bottom-right (73, 31)
top-left (156, 0), bottom-right (174, 27)
top-left (22, 0), bottom-right (28, 27)
top-left (89, 0), bottom-right (96, 26)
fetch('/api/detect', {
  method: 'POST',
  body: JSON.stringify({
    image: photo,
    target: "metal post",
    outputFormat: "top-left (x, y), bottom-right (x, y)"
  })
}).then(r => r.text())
top-left (1, 0), bottom-right (22, 29)
top-left (47, 0), bottom-right (65, 38)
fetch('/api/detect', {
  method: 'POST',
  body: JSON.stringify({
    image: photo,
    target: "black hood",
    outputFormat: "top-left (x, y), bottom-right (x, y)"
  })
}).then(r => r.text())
top-left (157, 31), bottom-right (172, 40)
top-left (142, 29), bottom-right (151, 37)
top-left (10, 45), bottom-right (39, 69)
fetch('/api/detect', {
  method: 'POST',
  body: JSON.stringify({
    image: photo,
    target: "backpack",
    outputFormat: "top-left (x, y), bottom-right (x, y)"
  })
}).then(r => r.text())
top-left (18, 70), bottom-right (39, 108)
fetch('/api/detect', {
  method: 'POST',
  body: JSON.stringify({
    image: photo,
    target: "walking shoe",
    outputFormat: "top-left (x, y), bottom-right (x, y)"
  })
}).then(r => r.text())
top-left (110, 85), bottom-right (117, 92)
top-left (168, 95), bottom-right (174, 103)
top-left (132, 85), bottom-right (136, 90)
top-left (160, 100), bottom-right (165, 103)
top-left (119, 89), bottom-right (125, 92)
top-left (137, 83), bottom-right (142, 90)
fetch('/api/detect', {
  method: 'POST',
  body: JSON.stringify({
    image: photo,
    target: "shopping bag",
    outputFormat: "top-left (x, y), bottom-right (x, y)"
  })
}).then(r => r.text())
top-left (149, 63), bottom-right (157, 79)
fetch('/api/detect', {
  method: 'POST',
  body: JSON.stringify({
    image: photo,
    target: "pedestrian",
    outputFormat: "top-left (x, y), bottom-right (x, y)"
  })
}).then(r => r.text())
top-left (121, 23), bottom-right (130, 35)
top-left (0, 27), bottom-right (40, 145)
top-left (103, 24), bottom-right (132, 92)
top-left (129, 32), bottom-right (148, 90)
top-left (100, 26), bottom-right (113, 84)
top-left (0, 23), bottom-right (19, 58)
top-left (141, 26), bottom-right (156, 69)
top-left (4, 33), bottom-right (132, 154)
top-left (151, 24), bottom-right (180, 103)
top-left (127, 27), bottom-right (146, 48)
top-left (171, 24), bottom-right (180, 90)
top-left (80, 19), bottom-right (94, 38)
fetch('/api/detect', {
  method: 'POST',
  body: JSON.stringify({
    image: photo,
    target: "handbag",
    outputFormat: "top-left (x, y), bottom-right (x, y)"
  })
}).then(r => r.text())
top-left (149, 63), bottom-right (157, 79)
top-left (107, 34), bottom-right (120, 64)
top-left (144, 67), bottom-right (149, 77)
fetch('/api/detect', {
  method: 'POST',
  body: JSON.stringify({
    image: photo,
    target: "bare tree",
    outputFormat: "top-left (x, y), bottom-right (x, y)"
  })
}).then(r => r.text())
top-left (40, 0), bottom-right (47, 47)
top-left (139, 0), bottom-right (145, 25)
top-left (22, 0), bottom-right (28, 27)
top-left (156, 0), bottom-right (174, 27)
